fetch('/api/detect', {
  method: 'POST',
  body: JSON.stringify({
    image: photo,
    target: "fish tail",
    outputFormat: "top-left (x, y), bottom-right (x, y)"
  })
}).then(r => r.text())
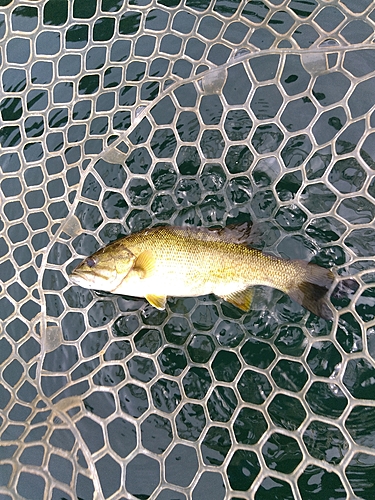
top-left (287, 262), bottom-right (334, 320)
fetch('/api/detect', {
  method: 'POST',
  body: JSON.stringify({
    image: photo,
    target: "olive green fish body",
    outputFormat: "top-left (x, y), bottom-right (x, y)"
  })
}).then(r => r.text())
top-left (70, 225), bottom-right (334, 319)
top-left (118, 227), bottom-right (291, 294)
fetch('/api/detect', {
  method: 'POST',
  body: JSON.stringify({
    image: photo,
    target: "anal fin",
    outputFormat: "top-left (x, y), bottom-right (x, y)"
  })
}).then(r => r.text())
top-left (145, 294), bottom-right (167, 310)
top-left (220, 288), bottom-right (254, 312)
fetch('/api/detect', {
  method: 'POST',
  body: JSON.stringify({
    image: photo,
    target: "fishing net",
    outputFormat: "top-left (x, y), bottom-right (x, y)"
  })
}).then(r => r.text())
top-left (1, 0), bottom-right (375, 498)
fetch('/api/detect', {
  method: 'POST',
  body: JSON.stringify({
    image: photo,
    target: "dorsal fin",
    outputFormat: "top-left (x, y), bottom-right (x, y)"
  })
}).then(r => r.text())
top-left (209, 222), bottom-right (253, 245)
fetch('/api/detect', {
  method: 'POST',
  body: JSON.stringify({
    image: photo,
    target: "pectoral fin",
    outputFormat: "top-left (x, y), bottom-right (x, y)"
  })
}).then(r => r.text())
top-left (134, 250), bottom-right (155, 278)
top-left (145, 294), bottom-right (167, 310)
top-left (220, 288), bottom-right (254, 311)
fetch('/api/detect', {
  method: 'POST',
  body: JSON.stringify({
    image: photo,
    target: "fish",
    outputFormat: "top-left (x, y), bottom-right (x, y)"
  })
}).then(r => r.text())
top-left (69, 223), bottom-right (335, 319)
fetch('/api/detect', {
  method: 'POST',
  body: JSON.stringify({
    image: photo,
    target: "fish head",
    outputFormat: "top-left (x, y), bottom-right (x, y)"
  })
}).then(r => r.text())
top-left (69, 243), bottom-right (136, 292)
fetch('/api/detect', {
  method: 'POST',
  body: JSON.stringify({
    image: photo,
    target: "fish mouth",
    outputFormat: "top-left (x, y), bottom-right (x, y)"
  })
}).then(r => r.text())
top-left (69, 270), bottom-right (96, 288)
top-left (70, 268), bottom-right (121, 291)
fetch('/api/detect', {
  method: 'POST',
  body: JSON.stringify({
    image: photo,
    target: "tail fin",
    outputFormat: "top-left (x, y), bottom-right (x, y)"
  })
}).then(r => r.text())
top-left (287, 262), bottom-right (334, 320)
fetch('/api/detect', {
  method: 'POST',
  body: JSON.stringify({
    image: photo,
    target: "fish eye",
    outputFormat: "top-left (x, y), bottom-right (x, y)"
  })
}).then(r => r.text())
top-left (86, 257), bottom-right (97, 268)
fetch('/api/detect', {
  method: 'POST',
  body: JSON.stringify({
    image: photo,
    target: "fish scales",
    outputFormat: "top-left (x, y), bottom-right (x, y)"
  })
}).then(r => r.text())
top-left (120, 226), bottom-right (295, 293)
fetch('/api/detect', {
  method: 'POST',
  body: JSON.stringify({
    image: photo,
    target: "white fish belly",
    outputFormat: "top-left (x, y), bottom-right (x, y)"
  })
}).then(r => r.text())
top-left (114, 254), bottom-right (248, 299)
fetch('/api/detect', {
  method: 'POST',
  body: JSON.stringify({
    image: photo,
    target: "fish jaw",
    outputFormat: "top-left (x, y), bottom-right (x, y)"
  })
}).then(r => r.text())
top-left (69, 267), bottom-right (118, 292)
top-left (70, 269), bottom-right (98, 289)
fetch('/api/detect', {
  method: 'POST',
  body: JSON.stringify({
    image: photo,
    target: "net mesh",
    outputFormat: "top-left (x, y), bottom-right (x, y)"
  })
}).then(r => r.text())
top-left (1, 0), bottom-right (375, 498)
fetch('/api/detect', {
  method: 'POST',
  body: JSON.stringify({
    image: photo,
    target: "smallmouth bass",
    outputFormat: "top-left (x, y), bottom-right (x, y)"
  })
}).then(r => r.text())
top-left (69, 224), bottom-right (334, 319)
